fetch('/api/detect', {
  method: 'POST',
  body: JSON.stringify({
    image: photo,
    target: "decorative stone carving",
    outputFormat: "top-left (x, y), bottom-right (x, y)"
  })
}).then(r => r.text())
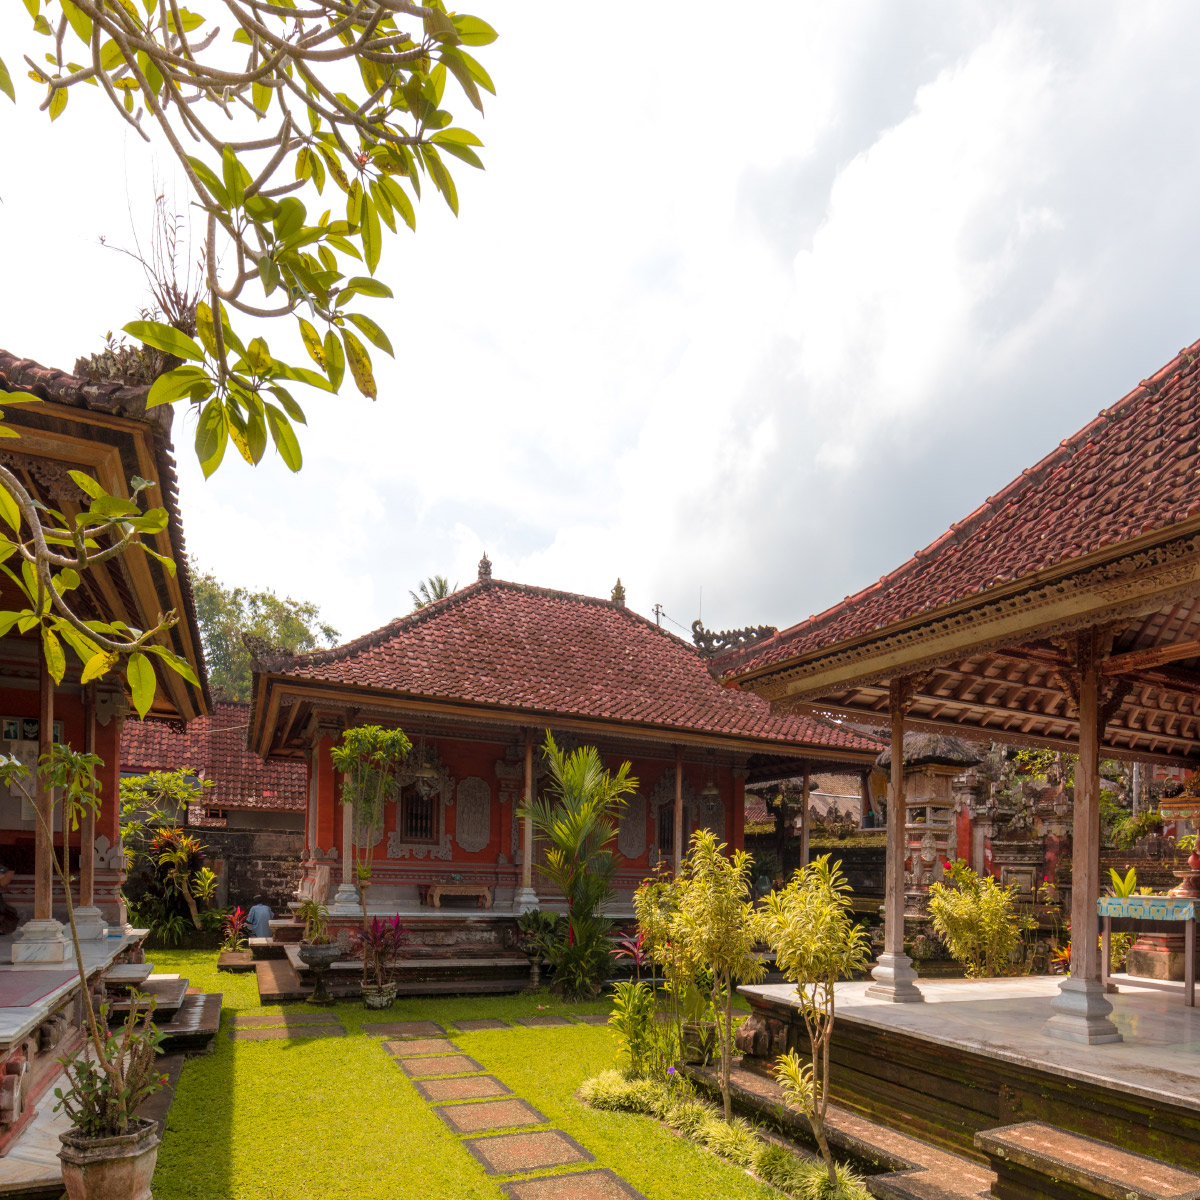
top-left (456, 777), bottom-right (492, 853)
top-left (387, 744), bottom-right (454, 861)
top-left (617, 793), bottom-right (646, 859)
top-left (92, 835), bottom-right (123, 871)
top-left (692, 621), bottom-right (777, 659)
top-left (647, 769), bottom-right (701, 858)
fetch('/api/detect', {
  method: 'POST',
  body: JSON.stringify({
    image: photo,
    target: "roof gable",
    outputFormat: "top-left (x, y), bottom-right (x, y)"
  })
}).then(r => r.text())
top-left (256, 579), bottom-right (880, 754)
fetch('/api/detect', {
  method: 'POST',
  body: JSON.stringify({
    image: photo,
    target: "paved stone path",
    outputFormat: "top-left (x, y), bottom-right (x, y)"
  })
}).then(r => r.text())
top-left (228, 1011), bottom-right (346, 1041)
top-left (372, 1016), bottom-right (647, 1198)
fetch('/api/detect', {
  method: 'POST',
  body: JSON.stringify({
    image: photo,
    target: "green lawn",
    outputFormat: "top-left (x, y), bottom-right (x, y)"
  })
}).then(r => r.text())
top-left (150, 950), bottom-right (776, 1200)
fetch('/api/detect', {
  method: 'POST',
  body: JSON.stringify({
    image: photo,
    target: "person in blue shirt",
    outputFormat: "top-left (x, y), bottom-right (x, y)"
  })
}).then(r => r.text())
top-left (245, 898), bottom-right (273, 940)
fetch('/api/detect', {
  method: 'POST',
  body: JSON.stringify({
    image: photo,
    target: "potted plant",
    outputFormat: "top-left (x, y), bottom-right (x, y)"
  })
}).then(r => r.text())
top-left (330, 725), bottom-right (411, 923)
top-left (516, 910), bottom-right (562, 989)
top-left (352, 915), bottom-right (407, 1009)
top-left (0, 747), bottom-right (168, 1200)
top-left (296, 898), bottom-right (339, 1005)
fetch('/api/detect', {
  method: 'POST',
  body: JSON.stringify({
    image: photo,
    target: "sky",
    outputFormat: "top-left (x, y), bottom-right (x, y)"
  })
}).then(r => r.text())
top-left (4, 2), bottom-right (1200, 649)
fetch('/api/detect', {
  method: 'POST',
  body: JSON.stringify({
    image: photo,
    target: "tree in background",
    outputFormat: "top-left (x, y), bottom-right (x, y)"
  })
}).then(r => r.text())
top-left (192, 565), bottom-right (338, 701)
top-left (409, 575), bottom-right (458, 611)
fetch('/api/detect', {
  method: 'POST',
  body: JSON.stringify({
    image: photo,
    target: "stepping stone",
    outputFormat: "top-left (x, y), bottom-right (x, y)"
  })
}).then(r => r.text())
top-left (229, 1024), bottom-right (346, 1041)
top-left (572, 1014), bottom-right (610, 1026)
top-left (464, 1129), bottom-right (594, 1176)
top-left (256, 958), bottom-right (306, 1004)
top-left (502, 1170), bottom-right (648, 1200)
top-left (396, 1053), bottom-right (483, 1078)
top-left (362, 1020), bottom-right (445, 1038)
top-left (414, 1075), bottom-right (512, 1103)
top-left (433, 1098), bottom-right (547, 1135)
top-left (452, 1018), bottom-right (511, 1031)
top-left (382, 1037), bottom-right (460, 1057)
top-left (514, 1015), bottom-right (572, 1028)
top-left (217, 950), bottom-right (255, 973)
top-left (230, 1013), bottom-right (338, 1028)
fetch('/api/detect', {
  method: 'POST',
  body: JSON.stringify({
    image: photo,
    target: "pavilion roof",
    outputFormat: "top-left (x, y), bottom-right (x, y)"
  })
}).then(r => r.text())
top-left (249, 578), bottom-right (882, 758)
top-left (719, 337), bottom-right (1200, 763)
top-left (0, 350), bottom-right (209, 721)
top-left (724, 336), bottom-right (1200, 678)
top-left (122, 702), bottom-right (305, 812)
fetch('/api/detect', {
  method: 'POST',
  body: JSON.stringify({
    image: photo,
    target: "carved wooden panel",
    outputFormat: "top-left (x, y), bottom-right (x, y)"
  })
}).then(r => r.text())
top-left (617, 793), bottom-right (647, 859)
top-left (456, 777), bottom-right (492, 853)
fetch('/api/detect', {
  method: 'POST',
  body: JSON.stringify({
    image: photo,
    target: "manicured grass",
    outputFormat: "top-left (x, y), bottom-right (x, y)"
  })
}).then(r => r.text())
top-left (149, 950), bottom-right (776, 1200)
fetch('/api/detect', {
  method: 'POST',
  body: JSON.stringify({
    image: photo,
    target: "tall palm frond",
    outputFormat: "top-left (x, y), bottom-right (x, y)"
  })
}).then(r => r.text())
top-left (409, 574), bottom-right (458, 611)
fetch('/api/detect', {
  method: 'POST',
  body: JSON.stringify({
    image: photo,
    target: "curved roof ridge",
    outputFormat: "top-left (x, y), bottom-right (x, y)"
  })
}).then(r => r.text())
top-left (723, 334), bottom-right (1200, 675)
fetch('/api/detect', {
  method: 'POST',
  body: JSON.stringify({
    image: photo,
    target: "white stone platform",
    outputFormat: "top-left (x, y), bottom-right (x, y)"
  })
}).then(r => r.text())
top-left (742, 974), bottom-right (1200, 1111)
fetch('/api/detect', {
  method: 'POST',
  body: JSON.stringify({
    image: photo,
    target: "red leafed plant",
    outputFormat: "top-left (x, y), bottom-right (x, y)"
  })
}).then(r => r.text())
top-left (352, 915), bottom-right (408, 987)
top-left (220, 906), bottom-right (248, 953)
top-left (610, 929), bottom-right (648, 983)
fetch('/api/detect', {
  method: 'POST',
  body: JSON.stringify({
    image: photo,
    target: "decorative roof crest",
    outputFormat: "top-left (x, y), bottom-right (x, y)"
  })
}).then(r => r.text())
top-left (611, 578), bottom-right (626, 607)
top-left (692, 620), bottom-right (777, 660)
top-left (478, 552), bottom-right (492, 582)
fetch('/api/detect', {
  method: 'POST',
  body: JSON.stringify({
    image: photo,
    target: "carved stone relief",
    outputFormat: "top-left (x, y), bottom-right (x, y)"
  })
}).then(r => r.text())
top-left (456, 777), bottom-right (492, 853)
top-left (617, 792), bottom-right (647, 859)
top-left (386, 744), bottom-right (454, 861)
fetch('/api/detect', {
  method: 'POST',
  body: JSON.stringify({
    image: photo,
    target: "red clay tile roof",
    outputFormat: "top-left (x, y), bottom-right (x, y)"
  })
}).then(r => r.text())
top-left (727, 337), bottom-right (1200, 675)
top-left (259, 580), bottom-right (880, 755)
top-left (122, 701), bottom-right (305, 811)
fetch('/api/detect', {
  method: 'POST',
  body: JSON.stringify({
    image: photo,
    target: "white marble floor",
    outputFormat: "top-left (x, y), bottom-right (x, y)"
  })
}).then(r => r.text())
top-left (742, 974), bottom-right (1200, 1109)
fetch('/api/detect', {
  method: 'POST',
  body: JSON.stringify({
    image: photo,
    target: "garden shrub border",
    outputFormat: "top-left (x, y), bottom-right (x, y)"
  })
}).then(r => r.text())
top-left (579, 1070), bottom-right (871, 1200)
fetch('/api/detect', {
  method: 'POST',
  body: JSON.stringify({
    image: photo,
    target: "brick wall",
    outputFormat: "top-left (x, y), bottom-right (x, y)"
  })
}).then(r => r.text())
top-left (199, 828), bottom-right (303, 911)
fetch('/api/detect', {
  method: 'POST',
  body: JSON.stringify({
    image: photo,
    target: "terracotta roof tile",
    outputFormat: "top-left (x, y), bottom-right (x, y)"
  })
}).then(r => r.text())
top-left (122, 701), bottom-right (305, 811)
top-left (260, 581), bottom-right (879, 755)
top-left (728, 337), bottom-right (1200, 673)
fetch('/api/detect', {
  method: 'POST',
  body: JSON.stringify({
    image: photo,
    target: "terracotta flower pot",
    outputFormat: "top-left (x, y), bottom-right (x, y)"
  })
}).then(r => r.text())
top-left (59, 1118), bottom-right (160, 1200)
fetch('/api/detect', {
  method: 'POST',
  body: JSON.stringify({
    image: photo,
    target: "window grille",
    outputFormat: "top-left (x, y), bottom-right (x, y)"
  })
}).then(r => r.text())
top-left (401, 783), bottom-right (437, 842)
top-left (657, 804), bottom-right (674, 858)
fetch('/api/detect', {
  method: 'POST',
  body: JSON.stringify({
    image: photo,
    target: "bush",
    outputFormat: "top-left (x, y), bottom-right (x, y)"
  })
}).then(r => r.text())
top-left (753, 1142), bottom-right (869, 1199)
top-left (701, 1114), bottom-right (759, 1166)
top-left (927, 860), bottom-right (1025, 978)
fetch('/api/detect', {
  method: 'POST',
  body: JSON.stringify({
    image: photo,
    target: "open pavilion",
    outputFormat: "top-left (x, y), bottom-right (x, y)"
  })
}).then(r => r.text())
top-left (720, 337), bottom-right (1200, 1164)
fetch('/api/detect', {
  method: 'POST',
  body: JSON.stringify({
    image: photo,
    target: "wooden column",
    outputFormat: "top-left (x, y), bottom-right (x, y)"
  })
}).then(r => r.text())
top-left (1045, 628), bottom-right (1121, 1043)
top-left (341, 800), bottom-right (354, 886)
top-left (673, 747), bottom-right (683, 875)
top-left (33, 645), bottom-right (54, 921)
top-left (522, 731), bottom-right (533, 892)
top-left (866, 676), bottom-right (922, 1001)
top-left (79, 687), bottom-right (96, 909)
top-left (799, 762), bottom-right (811, 868)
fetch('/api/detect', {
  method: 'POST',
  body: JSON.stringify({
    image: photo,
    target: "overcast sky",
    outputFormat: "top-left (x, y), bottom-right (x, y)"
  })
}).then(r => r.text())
top-left (4, 2), bottom-right (1200, 648)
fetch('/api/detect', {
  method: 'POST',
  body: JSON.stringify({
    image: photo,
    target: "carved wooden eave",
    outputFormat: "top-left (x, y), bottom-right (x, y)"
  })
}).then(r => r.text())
top-left (734, 522), bottom-right (1200, 764)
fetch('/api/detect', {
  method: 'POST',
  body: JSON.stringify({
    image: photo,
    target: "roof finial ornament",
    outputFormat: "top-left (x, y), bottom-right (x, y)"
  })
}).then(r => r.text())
top-left (478, 552), bottom-right (492, 583)
top-left (611, 578), bottom-right (626, 607)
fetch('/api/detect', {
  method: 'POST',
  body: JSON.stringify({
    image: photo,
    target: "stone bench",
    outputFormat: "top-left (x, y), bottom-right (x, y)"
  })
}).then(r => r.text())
top-left (974, 1122), bottom-right (1200, 1200)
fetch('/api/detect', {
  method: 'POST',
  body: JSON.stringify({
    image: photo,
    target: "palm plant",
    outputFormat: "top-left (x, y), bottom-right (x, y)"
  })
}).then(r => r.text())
top-left (409, 575), bottom-right (458, 611)
top-left (519, 732), bottom-right (637, 998)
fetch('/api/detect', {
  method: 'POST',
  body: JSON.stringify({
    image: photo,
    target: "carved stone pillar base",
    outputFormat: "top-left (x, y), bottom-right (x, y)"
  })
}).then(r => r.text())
top-left (1042, 977), bottom-right (1122, 1044)
top-left (72, 907), bottom-right (108, 941)
top-left (11, 918), bottom-right (68, 963)
top-left (866, 952), bottom-right (924, 1002)
top-left (329, 883), bottom-right (361, 917)
top-left (511, 887), bottom-right (539, 915)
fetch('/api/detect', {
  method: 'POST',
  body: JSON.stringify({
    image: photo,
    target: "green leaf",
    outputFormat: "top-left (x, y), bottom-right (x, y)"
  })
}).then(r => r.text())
top-left (340, 276), bottom-right (394, 300)
top-left (0, 57), bottom-right (15, 104)
top-left (259, 255), bottom-right (280, 295)
top-left (379, 177), bottom-right (416, 232)
top-left (126, 652), bottom-right (155, 719)
top-left (87, 495), bottom-right (139, 521)
top-left (222, 144), bottom-right (246, 208)
top-left (268, 385), bottom-right (307, 424)
top-left (81, 651), bottom-right (117, 685)
top-left (451, 15), bottom-right (499, 45)
top-left (346, 179), bottom-right (363, 226)
top-left (47, 86), bottom-right (67, 121)
top-left (140, 544), bottom-right (177, 577)
top-left (252, 79), bottom-right (271, 118)
top-left (265, 403), bottom-right (303, 472)
top-left (342, 329), bottom-right (376, 400)
top-left (298, 318), bottom-right (325, 368)
top-left (186, 156), bottom-right (229, 207)
top-left (41, 627), bottom-right (65, 685)
top-left (274, 196), bottom-right (306, 241)
top-left (361, 195), bottom-right (381, 274)
top-left (60, 0), bottom-right (91, 43)
top-left (67, 470), bottom-right (104, 500)
top-left (346, 312), bottom-right (394, 357)
top-left (0, 484), bottom-right (20, 532)
top-left (271, 363), bottom-right (332, 393)
top-left (195, 398), bottom-right (228, 478)
top-left (146, 365), bottom-right (209, 408)
top-left (431, 138), bottom-right (484, 170)
top-left (143, 644), bottom-right (199, 686)
top-left (316, 144), bottom-right (350, 192)
top-left (323, 331), bottom-right (345, 392)
top-left (123, 320), bottom-right (204, 362)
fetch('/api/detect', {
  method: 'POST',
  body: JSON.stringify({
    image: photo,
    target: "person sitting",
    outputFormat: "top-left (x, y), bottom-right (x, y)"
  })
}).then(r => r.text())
top-left (244, 898), bottom-right (273, 939)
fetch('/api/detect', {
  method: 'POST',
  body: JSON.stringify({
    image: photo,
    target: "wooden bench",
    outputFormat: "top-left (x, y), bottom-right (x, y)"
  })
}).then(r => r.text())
top-left (975, 1121), bottom-right (1200, 1200)
top-left (426, 883), bottom-right (492, 909)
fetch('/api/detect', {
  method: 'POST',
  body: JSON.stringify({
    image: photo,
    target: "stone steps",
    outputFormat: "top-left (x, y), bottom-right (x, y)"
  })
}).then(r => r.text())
top-left (685, 1060), bottom-right (994, 1200)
